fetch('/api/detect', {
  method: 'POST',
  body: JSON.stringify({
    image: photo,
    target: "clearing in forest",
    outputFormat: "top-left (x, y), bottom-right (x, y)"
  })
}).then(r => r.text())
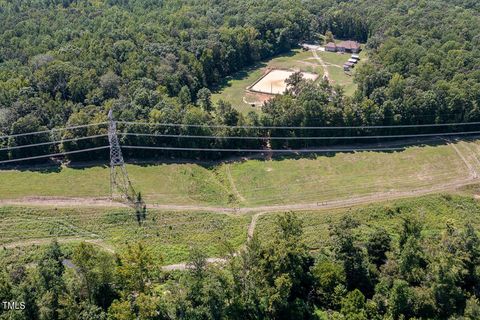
top-left (249, 69), bottom-right (318, 95)
top-left (0, 206), bottom-right (251, 264)
top-left (211, 49), bottom-right (323, 114)
top-left (212, 46), bottom-right (366, 113)
top-left (1, 140), bottom-right (479, 208)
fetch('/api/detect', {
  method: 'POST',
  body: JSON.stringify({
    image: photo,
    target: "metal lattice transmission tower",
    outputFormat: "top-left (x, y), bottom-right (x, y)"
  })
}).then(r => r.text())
top-left (108, 110), bottom-right (146, 222)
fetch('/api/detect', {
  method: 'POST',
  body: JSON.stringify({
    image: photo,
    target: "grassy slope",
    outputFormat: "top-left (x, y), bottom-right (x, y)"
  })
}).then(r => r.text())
top-left (0, 141), bottom-right (478, 207)
top-left (220, 143), bottom-right (472, 206)
top-left (0, 164), bottom-right (234, 205)
top-left (254, 193), bottom-right (480, 250)
top-left (0, 206), bottom-right (251, 264)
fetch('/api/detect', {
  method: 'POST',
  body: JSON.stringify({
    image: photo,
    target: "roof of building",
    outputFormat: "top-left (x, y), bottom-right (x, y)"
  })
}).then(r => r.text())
top-left (325, 42), bottom-right (337, 49)
top-left (338, 40), bottom-right (361, 50)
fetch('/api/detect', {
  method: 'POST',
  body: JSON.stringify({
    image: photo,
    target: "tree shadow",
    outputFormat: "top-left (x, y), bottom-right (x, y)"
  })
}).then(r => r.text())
top-left (119, 135), bottom-right (459, 170)
top-left (0, 159), bottom-right (109, 173)
top-left (211, 50), bottom-right (298, 94)
top-left (0, 136), bottom-right (472, 173)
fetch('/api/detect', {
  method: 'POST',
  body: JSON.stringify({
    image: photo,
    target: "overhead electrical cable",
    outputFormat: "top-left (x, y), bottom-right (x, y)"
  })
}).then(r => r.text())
top-left (122, 145), bottom-right (405, 153)
top-left (0, 134), bottom-right (108, 152)
top-left (0, 122), bottom-right (108, 140)
top-left (1, 120), bottom-right (478, 140)
top-left (119, 130), bottom-right (480, 140)
top-left (118, 120), bottom-right (480, 130)
top-left (0, 146), bottom-right (109, 164)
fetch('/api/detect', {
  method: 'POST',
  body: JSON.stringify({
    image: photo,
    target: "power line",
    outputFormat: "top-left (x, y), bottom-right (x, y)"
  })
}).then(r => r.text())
top-left (120, 130), bottom-right (480, 140)
top-left (118, 120), bottom-right (480, 130)
top-left (1, 120), bottom-right (478, 141)
top-left (0, 146), bottom-right (109, 165)
top-left (122, 145), bottom-right (405, 153)
top-left (0, 134), bottom-right (108, 152)
top-left (0, 122), bottom-right (108, 140)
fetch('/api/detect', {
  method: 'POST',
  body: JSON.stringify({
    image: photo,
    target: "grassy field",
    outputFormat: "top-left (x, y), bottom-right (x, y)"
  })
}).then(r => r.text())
top-left (317, 48), bottom-right (368, 96)
top-left (0, 206), bottom-right (251, 264)
top-left (0, 163), bottom-right (234, 206)
top-left (1, 140), bottom-right (479, 207)
top-left (211, 46), bottom-right (366, 113)
top-left (3, 192), bottom-right (480, 265)
top-left (254, 193), bottom-right (480, 250)
top-left (211, 49), bottom-right (323, 114)
top-left (224, 142), bottom-right (473, 206)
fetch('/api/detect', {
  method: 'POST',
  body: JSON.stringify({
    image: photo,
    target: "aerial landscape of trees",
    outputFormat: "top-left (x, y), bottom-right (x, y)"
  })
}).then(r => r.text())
top-left (1, 0), bottom-right (480, 161)
top-left (2, 212), bottom-right (480, 319)
top-left (2, 1), bottom-right (480, 319)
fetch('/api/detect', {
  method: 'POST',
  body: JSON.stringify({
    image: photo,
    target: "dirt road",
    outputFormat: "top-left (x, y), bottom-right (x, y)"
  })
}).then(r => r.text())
top-left (312, 50), bottom-right (329, 80)
top-left (0, 176), bottom-right (475, 214)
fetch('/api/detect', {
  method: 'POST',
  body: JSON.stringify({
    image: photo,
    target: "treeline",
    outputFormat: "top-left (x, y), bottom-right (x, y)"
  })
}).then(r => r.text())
top-left (2, 212), bottom-right (480, 319)
top-left (1, 0), bottom-right (480, 163)
top-left (2, 77), bottom-right (479, 163)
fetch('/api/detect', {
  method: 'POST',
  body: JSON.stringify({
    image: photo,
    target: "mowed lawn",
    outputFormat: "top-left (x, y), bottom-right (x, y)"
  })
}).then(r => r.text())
top-left (0, 206), bottom-right (251, 264)
top-left (212, 47), bottom-right (366, 114)
top-left (224, 142), bottom-right (475, 206)
top-left (211, 49), bottom-right (323, 114)
top-left (0, 164), bottom-right (234, 206)
top-left (317, 48), bottom-right (368, 96)
top-left (0, 141), bottom-right (477, 207)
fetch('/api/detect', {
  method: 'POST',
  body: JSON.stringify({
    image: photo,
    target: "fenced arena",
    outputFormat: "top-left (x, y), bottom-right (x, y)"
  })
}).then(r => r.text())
top-left (249, 69), bottom-right (319, 95)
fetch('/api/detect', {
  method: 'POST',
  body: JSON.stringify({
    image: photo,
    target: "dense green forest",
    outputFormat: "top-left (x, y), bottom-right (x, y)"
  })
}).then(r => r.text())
top-left (2, 212), bottom-right (480, 319)
top-left (1, 0), bottom-right (480, 162)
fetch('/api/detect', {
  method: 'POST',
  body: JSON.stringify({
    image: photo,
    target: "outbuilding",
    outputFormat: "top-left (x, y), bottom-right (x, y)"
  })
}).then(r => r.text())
top-left (325, 42), bottom-right (337, 52)
top-left (337, 41), bottom-right (361, 53)
top-left (343, 61), bottom-right (355, 71)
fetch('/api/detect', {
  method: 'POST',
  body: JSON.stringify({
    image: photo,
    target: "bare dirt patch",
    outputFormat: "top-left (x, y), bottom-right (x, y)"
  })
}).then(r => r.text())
top-left (249, 69), bottom-right (318, 95)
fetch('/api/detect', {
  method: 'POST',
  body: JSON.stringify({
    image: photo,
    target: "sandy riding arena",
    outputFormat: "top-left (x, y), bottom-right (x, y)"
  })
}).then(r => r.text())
top-left (249, 69), bottom-right (318, 95)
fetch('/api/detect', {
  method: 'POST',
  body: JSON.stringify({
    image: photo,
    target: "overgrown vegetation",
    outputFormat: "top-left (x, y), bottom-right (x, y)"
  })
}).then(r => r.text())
top-left (3, 205), bottom-right (480, 319)
top-left (0, 206), bottom-right (250, 264)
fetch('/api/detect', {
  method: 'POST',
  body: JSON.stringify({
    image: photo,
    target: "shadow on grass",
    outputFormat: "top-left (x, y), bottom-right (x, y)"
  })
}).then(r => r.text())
top-left (0, 159), bottom-right (109, 173)
top-left (211, 62), bottom-right (268, 94)
top-left (211, 50), bottom-right (298, 95)
top-left (0, 136), bottom-right (474, 173)
top-left (120, 135), bottom-right (461, 170)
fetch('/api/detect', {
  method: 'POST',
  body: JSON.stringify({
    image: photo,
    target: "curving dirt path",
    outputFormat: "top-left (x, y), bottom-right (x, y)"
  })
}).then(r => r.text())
top-left (0, 176), bottom-right (476, 214)
top-left (225, 164), bottom-right (246, 203)
top-left (447, 140), bottom-right (478, 179)
top-left (248, 212), bottom-right (266, 240)
top-left (312, 50), bottom-right (330, 81)
top-left (3, 237), bottom-right (115, 253)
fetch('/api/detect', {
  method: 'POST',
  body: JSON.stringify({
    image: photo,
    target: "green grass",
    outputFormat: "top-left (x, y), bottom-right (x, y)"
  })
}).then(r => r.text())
top-left (211, 49), bottom-right (323, 114)
top-left (254, 194), bottom-right (480, 249)
top-left (0, 206), bottom-right (251, 264)
top-left (211, 47), bottom-right (367, 113)
top-left (3, 193), bottom-right (480, 265)
top-left (211, 63), bottom-right (265, 114)
top-left (222, 142), bottom-right (472, 206)
top-left (1, 140), bottom-right (478, 207)
top-left (317, 48), bottom-right (368, 96)
top-left (0, 163), bottom-right (234, 206)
